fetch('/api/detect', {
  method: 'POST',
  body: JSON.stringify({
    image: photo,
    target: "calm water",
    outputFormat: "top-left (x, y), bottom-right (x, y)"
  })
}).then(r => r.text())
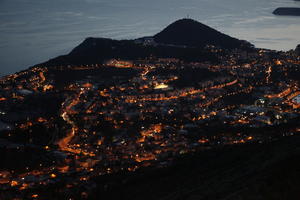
top-left (1, 0), bottom-right (300, 75)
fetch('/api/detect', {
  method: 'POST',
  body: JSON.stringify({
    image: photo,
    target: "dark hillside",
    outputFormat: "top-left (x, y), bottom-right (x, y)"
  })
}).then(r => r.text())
top-left (154, 19), bottom-right (252, 49)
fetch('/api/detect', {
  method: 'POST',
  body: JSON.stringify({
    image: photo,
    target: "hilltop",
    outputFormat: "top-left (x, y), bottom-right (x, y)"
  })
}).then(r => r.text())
top-left (154, 18), bottom-right (251, 49)
top-left (37, 19), bottom-right (253, 67)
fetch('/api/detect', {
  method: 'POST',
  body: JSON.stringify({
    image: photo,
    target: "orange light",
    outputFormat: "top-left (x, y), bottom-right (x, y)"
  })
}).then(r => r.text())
top-left (50, 173), bottom-right (56, 178)
top-left (43, 84), bottom-right (54, 92)
top-left (38, 117), bottom-right (47, 123)
top-left (82, 83), bottom-right (93, 88)
top-left (198, 139), bottom-right (209, 144)
top-left (10, 180), bottom-right (18, 187)
top-left (58, 166), bottom-right (69, 173)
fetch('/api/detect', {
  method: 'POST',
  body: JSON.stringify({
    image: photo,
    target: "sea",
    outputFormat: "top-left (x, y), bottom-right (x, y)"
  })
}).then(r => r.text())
top-left (0, 0), bottom-right (300, 75)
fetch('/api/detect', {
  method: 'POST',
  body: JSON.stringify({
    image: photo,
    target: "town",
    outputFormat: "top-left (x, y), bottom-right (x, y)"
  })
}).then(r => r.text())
top-left (0, 45), bottom-right (300, 199)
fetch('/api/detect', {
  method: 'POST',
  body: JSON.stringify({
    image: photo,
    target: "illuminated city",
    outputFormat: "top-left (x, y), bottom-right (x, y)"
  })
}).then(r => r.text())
top-left (1, 15), bottom-right (300, 200)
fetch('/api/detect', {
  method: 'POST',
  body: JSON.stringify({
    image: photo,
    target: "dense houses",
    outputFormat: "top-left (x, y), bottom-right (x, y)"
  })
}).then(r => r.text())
top-left (0, 46), bottom-right (300, 197)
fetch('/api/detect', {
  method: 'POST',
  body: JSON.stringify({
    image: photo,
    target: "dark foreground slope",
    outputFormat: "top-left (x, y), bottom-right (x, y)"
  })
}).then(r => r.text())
top-left (91, 136), bottom-right (300, 200)
top-left (37, 19), bottom-right (253, 67)
top-left (11, 135), bottom-right (300, 200)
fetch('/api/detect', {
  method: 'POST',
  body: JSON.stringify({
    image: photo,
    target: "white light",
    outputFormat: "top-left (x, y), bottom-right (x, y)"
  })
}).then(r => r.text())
top-left (154, 83), bottom-right (169, 90)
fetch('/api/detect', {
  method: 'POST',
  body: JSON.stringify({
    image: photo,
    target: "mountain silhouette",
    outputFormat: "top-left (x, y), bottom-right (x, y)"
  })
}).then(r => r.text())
top-left (154, 18), bottom-right (251, 49)
top-left (37, 19), bottom-right (253, 67)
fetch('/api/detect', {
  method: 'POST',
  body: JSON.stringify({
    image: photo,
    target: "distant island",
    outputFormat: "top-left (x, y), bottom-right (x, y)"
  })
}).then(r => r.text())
top-left (273, 7), bottom-right (300, 16)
